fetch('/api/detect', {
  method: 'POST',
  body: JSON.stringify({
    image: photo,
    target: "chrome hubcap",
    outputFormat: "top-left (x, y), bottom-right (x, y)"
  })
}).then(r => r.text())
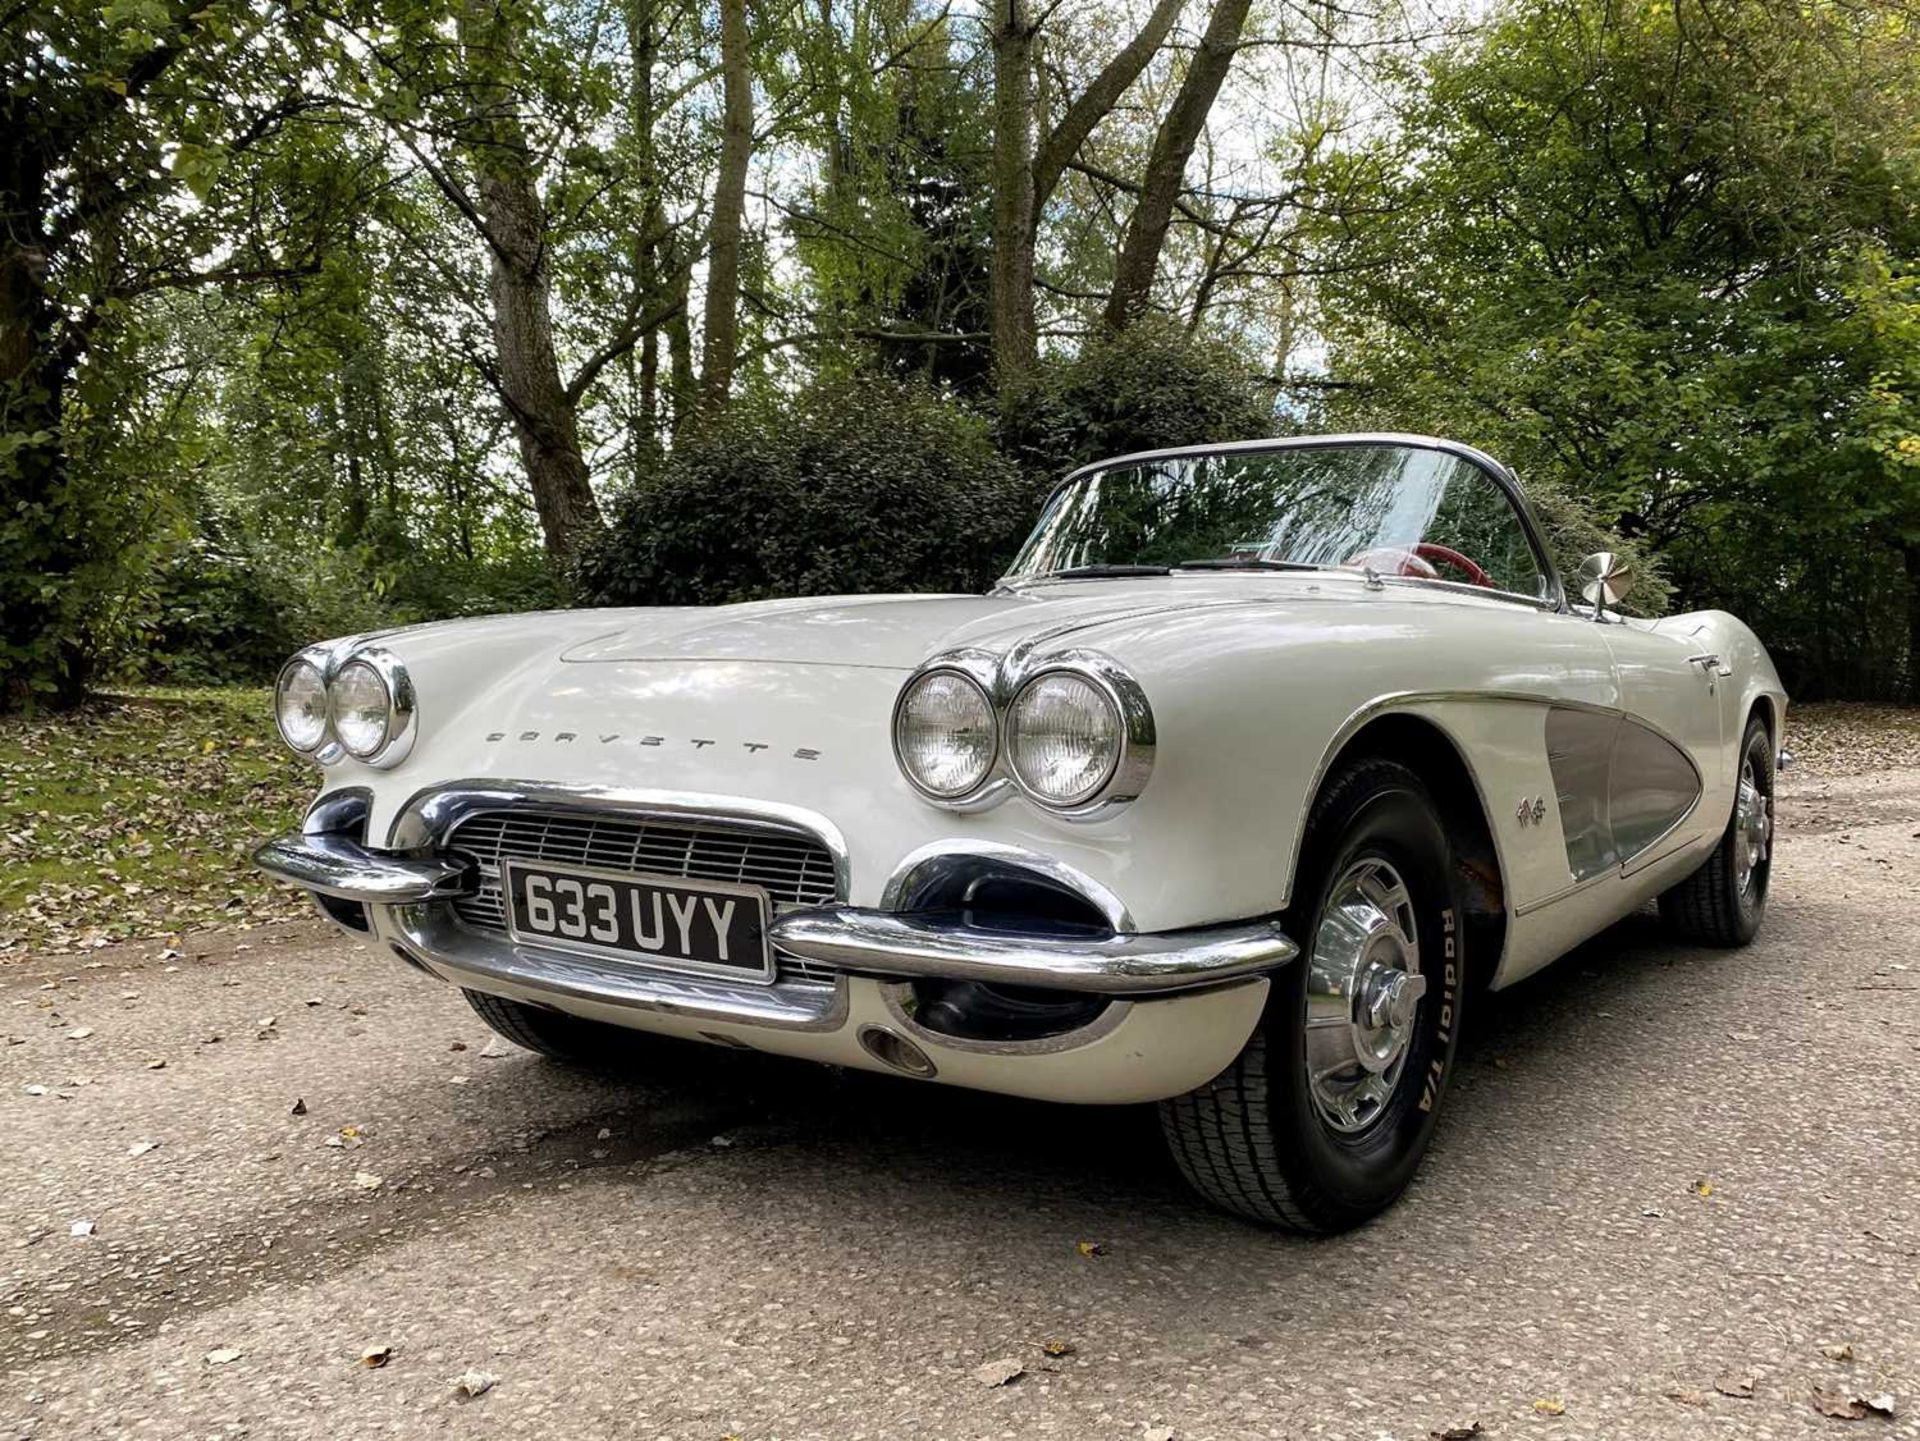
top-left (1304, 858), bottom-right (1424, 1135)
top-left (1734, 754), bottom-right (1771, 898)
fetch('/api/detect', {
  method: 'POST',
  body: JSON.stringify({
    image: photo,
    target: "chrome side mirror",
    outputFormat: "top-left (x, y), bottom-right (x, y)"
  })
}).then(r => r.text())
top-left (1576, 551), bottom-right (1633, 619)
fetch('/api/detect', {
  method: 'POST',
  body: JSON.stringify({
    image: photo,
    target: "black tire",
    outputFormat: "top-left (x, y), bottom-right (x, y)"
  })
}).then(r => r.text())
top-left (1658, 713), bottom-right (1774, 947)
top-left (1160, 757), bottom-right (1468, 1233)
top-left (463, 989), bottom-right (634, 1065)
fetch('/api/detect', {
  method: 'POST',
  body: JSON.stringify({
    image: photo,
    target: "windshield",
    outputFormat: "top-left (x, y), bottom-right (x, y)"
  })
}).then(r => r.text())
top-left (1007, 442), bottom-right (1551, 600)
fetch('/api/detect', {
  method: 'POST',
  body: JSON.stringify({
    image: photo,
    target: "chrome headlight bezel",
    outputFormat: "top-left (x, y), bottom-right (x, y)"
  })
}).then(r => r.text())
top-left (890, 662), bottom-right (1003, 805)
top-left (273, 650), bottom-right (334, 758)
top-left (270, 640), bottom-right (416, 770)
top-left (891, 647), bottom-right (1153, 821)
top-left (1004, 654), bottom-right (1155, 819)
top-left (327, 645), bottom-right (417, 769)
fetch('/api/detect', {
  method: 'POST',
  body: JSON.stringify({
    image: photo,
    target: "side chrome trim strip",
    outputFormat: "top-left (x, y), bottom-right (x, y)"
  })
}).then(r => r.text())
top-left (766, 907), bottom-right (1296, 996)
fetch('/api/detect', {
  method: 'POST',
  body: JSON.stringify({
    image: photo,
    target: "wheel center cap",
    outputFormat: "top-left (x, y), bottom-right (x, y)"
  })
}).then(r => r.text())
top-left (1356, 964), bottom-right (1426, 1071)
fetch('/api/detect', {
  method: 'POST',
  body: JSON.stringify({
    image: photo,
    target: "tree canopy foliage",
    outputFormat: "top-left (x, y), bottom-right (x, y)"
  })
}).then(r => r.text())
top-left (3, 0), bottom-right (1916, 707)
top-left (1304, 0), bottom-right (1920, 697)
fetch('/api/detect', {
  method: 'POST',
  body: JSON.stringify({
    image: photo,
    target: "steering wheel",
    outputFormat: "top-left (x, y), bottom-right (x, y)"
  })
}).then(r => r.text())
top-left (1345, 542), bottom-right (1494, 588)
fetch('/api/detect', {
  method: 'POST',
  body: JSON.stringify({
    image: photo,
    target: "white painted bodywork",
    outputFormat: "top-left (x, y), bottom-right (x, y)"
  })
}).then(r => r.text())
top-left (283, 434), bottom-right (1786, 1105)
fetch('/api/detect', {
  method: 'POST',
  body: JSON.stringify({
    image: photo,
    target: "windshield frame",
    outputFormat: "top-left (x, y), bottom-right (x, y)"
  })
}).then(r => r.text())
top-left (1001, 433), bottom-right (1568, 613)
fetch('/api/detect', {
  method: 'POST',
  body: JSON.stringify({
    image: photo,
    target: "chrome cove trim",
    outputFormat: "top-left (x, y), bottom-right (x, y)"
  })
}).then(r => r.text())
top-left (877, 980), bottom-right (1136, 1057)
top-left (1005, 433), bottom-right (1568, 614)
top-left (766, 907), bottom-right (1295, 996)
top-left (880, 841), bottom-right (1136, 932)
top-left (385, 780), bottom-right (852, 903)
top-left (892, 646), bottom-right (1155, 822)
top-left (332, 645), bottom-right (418, 770)
top-left (1283, 688), bottom-right (1706, 911)
top-left (396, 905), bottom-right (848, 1032)
top-left (253, 831), bottom-right (473, 904)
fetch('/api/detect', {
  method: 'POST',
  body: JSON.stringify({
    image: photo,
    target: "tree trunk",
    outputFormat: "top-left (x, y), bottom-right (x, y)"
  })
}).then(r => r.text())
top-left (1903, 541), bottom-right (1920, 703)
top-left (627, 0), bottom-right (666, 461)
top-left (989, 0), bottom-right (1037, 378)
top-left (664, 229), bottom-right (698, 434)
top-left (698, 0), bottom-right (753, 410)
top-left (0, 125), bottom-right (90, 710)
top-left (458, 0), bottom-right (604, 559)
top-left (1030, 0), bottom-right (1186, 208)
top-left (1103, 0), bottom-right (1252, 333)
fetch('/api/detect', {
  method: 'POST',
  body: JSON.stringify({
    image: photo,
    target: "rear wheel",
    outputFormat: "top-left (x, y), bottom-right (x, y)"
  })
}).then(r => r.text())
top-left (463, 989), bottom-right (633, 1065)
top-left (1160, 758), bottom-right (1467, 1232)
top-left (1658, 714), bottom-right (1774, 946)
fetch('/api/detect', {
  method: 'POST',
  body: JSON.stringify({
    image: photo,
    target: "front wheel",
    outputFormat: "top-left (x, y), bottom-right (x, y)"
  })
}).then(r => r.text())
top-left (1658, 713), bottom-right (1774, 946)
top-left (1160, 757), bottom-right (1467, 1232)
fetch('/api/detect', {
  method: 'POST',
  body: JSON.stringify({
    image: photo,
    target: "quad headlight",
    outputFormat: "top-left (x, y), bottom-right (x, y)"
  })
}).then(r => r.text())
top-left (1006, 671), bottom-right (1123, 808)
top-left (271, 643), bottom-right (416, 768)
top-left (892, 668), bottom-right (998, 800)
top-left (273, 655), bottom-right (330, 753)
top-left (331, 658), bottom-right (394, 758)
top-left (891, 651), bottom-right (1154, 819)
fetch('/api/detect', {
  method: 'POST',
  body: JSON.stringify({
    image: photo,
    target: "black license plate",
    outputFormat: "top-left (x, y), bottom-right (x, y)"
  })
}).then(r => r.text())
top-left (500, 860), bottom-right (774, 982)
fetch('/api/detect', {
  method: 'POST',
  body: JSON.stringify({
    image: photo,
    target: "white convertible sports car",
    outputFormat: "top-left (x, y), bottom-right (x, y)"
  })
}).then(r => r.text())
top-left (257, 434), bottom-right (1786, 1231)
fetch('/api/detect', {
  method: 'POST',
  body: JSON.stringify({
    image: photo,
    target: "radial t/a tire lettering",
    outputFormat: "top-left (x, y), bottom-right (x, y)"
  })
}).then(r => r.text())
top-left (1160, 757), bottom-right (1468, 1232)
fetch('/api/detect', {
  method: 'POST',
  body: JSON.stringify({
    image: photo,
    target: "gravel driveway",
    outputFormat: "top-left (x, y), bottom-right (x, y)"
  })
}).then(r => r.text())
top-left (3, 763), bottom-right (1916, 1439)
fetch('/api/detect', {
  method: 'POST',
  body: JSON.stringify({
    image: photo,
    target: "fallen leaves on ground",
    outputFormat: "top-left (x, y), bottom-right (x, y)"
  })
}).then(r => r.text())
top-left (352, 1171), bottom-right (383, 1191)
top-left (1075, 1240), bottom-right (1107, 1258)
top-left (1430, 1424), bottom-right (1483, 1439)
top-left (359, 1345), bottom-right (393, 1368)
top-left (1781, 703), bottom-right (1920, 779)
top-left (1533, 1397), bottom-right (1566, 1416)
top-left (1812, 1387), bottom-right (1898, 1421)
top-left (1715, 1370), bottom-right (1756, 1398)
top-left (1691, 1179), bottom-right (1715, 1198)
top-left (0, 689), bottom-right (311, 961)
top-left (452, 1368), bottom-right (497, 1399)
top-left (1822, 1343), bottom-right (1857, 1362)
top-left (973, 1357), bottom-right (1025, 1388)
top-left (1666, 1389), bottom-right (1708, 1407)
top-left (1039, 1338), bottom-right (1076, 1358)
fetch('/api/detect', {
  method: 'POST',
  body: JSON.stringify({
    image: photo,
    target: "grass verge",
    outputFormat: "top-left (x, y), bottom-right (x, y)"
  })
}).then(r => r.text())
top-left (0, 688), bottom-right (313, 959)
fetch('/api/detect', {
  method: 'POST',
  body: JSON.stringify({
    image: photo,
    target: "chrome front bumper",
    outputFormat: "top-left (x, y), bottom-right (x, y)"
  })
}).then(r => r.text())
top-left (253, 831), bottom-right (1297, 997)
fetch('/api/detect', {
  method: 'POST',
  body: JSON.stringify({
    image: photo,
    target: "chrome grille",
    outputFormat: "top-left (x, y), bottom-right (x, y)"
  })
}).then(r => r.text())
top-left (442, 808), bottom-right (841, 984)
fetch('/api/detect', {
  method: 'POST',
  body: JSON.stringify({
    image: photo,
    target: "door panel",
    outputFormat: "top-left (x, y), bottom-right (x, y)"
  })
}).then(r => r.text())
top-left (1603, 623), bottom-right (1725, 856)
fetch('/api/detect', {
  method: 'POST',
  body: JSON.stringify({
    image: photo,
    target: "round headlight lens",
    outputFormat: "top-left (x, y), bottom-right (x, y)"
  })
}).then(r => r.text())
top-left (330, 660), bottom-right (392, 758)
top-left (1007, 671), bottom-right (1121, 807)
top-left (274, 659), bottom-right (329, 753)
top-left (894, 670), bottom-right (997, 799)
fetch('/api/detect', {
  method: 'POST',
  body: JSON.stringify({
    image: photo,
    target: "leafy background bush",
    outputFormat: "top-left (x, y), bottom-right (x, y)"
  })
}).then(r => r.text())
top-left (574, 376), bottom-right (1034, 606)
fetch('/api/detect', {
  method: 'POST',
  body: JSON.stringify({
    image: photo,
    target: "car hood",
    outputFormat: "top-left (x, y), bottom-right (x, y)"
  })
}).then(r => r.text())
top-left (554, 582), bottom-right (1370, 671)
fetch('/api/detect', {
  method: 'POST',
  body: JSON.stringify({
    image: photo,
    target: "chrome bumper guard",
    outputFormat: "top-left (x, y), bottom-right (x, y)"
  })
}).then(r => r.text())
top-left (254, 831), bottom-right (1297, 997)
top-left (254, 832), bottom-right (473, 904)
